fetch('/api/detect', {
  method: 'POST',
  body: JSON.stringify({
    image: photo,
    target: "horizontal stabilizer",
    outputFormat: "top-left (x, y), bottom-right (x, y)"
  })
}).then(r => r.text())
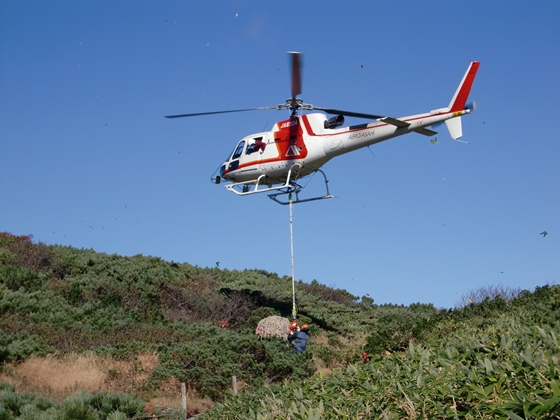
top-left (414, 127), bottom-right (438, 136)
top-left (382, 116), bottom-right (410, 128)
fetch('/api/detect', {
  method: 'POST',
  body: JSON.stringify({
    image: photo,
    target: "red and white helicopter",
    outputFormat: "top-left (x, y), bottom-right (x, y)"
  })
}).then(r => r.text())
top-left (166, 53), bottom-right (480, 204)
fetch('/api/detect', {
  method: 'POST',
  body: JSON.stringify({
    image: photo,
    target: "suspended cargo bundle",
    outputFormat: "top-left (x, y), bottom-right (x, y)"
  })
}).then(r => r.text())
top-left (255, 316), bottom-right (290, 340)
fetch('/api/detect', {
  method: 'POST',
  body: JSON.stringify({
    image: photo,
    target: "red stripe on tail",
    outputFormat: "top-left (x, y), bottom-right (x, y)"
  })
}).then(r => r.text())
top-left (449, 62), bottom-right (480, 113)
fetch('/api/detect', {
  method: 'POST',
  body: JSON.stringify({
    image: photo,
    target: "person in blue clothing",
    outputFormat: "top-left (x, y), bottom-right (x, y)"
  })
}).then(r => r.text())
top-left (288, 323), bottom-right (310, 354)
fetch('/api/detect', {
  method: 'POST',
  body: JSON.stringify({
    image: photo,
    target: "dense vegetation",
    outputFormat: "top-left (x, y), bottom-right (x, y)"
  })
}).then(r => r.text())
top-left (0, 233), bottom-right (332, 399)
top-left (0, 381), bottom-right (148, 420)
top-left (206, 287), bottom-right (560, 419)
top-left (1, 232), bottom-right (558, 419)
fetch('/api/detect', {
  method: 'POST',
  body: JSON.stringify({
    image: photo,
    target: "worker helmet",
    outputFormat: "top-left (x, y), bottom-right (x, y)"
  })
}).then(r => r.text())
top-left (301, 324), bottom-right (309, 329)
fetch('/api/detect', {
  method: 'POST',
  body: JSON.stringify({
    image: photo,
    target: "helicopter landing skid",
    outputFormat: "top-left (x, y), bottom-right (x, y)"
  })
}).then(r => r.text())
top-left (268, 169), bottom-right (335, 205)
top-left (225, 174), bottom-right (292, 196)
top-left (224, 166), bottom-right (336, 205)
top-left (225, 163), bottom-right (305, 196)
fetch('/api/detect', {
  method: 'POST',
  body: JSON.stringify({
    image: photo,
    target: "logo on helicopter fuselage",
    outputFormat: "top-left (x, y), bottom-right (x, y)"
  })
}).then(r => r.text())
top-left (280, 120), bottom-right (298, 129)
top-left (285, 145), bottom-right (301, 157)
top-left (348, 130), bottom-right (375, 140)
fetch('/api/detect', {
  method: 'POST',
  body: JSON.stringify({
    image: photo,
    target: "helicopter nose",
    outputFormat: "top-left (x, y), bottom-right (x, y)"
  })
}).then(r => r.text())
top-left (219, 165), bottom-right (226, 177)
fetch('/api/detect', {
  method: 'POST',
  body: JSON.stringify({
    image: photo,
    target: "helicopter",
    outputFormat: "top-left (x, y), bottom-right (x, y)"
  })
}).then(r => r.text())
top-left (166, 53), bottom-right (480, 204)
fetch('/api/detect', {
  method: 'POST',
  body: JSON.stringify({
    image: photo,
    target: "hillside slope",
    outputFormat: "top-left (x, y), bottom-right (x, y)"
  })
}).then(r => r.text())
top-left (1, 233), bottom-right (406, 402)
top-left (2, 232), bottom-right (558, 419)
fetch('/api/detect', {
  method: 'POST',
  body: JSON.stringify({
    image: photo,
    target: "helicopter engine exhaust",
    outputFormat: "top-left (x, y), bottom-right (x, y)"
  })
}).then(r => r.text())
top-left (324, 115), bottom-right (344, 129)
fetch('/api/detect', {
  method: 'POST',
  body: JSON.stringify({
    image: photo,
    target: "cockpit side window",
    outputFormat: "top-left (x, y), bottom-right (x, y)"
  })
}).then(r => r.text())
top-left (246, 137), bottom-right (265, 155)
top-left (231, 140), bottom-right (245, 160)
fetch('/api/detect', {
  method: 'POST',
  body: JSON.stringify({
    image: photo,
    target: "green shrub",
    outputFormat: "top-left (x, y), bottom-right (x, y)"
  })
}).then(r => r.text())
top-left (0, 266), bottom-right (45, 292)
top-left (0, 332), bottom-right (53, 363)
top-left (0, 388), bottom-right (35, 418)
top-left (142, 325), bottom-right (315, 400)
top-left (89, 390), bottom-right (144, 419)
top-left (365, 303), bottom-right (438, 354)
top-left (0, 384), bottom-right (144, 420)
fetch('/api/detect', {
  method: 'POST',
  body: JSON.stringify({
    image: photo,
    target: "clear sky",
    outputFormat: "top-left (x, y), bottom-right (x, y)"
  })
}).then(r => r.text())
top-left (1, 1), bottom-right (558, 308)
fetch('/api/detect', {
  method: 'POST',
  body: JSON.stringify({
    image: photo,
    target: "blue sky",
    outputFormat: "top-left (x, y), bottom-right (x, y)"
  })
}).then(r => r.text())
top-left (1, 1), bottom-right (558, 308)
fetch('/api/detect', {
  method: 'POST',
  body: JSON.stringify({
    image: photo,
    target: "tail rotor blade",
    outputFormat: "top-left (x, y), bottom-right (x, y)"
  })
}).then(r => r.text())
top-left (465, 101), bottom-right (477, 112)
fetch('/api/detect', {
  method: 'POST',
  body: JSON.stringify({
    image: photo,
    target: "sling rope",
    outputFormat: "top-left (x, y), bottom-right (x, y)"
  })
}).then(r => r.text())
top-left (289, 192), bottom-right (296, 320)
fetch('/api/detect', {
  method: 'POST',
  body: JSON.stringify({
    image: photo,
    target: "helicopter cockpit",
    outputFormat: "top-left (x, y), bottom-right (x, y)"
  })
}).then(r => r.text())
top-left (219, 135), bottom-right (268, 181)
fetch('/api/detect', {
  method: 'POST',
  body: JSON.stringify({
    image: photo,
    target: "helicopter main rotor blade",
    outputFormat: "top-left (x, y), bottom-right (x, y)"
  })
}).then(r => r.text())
top-left (165, 106), bottom-right (278, 119)
top-left (313, 106), bottom-right (385, 120)
top-left (289, 52), bottom-right (302, 103)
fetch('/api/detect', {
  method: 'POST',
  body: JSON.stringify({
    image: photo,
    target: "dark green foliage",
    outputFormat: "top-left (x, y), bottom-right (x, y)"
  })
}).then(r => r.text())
top-left (247, 307), bottom-right (280, 328)
top-left (86, 390), bottom-right (145, 419)
top-left (0, 331), bottom-right (53, 363)
top-left (365, 303), bottom-right (438, 354)
top-left (63, 281), bottom-right (86, 306)
top-left (299, 279), bottom-right (357, 306)
top-left (0, 386), bottom-right (51, 419)
top-left (0, 266), bottom-right (45, 292)
top-left (0, 385), bottom-right (144, 419)
top-left (147, 326), bottom-right (314, 400)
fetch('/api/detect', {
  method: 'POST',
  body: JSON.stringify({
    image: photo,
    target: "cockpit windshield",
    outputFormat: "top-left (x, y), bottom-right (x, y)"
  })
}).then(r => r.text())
top-left (231, 140), bottom-right (245, 160)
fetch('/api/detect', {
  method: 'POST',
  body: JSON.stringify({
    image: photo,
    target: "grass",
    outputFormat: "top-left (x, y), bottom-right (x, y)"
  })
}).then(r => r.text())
top-left (0, 352), bottom-right (215, 415)
top-left (0, 353), bottom-right (106, 399)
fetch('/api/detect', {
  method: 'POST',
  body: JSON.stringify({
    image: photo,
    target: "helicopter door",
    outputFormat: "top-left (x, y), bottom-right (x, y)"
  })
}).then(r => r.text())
top-left (240, 136), bottom-right (266, 177)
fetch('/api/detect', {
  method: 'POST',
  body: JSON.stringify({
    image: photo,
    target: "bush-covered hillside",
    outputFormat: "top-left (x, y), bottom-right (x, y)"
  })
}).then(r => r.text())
top-left (1, 232), bottom-right (558, 419)
top-left (0, 232), bottom-right (387, 402)
top-left (204, 286), bottom-right (560, 419)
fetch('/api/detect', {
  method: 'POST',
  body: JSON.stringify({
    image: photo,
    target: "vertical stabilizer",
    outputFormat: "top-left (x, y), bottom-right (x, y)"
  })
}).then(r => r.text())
top-left (445, 117), bottom-right (463, 140)
top-left (448, 61), bottom-right (480, 112)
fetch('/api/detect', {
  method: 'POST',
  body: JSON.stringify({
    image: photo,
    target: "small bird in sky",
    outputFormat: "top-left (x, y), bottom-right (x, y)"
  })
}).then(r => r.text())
top-left (216, 261), bottom-right (220, 267)
top-left (540, 231), bottom-right (548, 237)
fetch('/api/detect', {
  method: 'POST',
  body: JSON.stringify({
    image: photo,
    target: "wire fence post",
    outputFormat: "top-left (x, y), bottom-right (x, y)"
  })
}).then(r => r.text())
top-left (181, 382), bottom-right (187, 413)
top-left (232, 375), bottom-right (238, 394)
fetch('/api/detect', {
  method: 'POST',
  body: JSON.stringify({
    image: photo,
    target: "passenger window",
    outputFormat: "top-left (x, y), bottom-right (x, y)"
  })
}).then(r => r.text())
top-left (246, 137), bottom-right (265, 155)
top-left (246, 142), bottom-right (256, 155)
